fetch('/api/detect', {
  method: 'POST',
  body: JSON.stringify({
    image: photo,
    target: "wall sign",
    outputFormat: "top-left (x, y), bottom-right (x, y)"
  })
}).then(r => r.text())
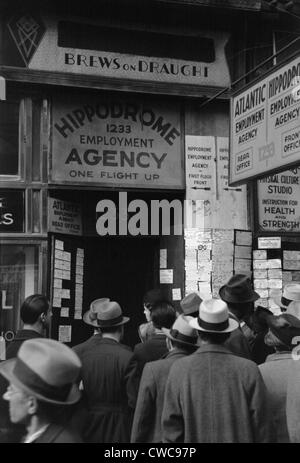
top-left (50, 96), bottom-right (183, 189)
top-left (18, 16), bottom-right (231, 87)
top-left (258, 167), bottom-right (300, 232)
top-left (230, 54), bottom-right (300, 185)
top-left (48, 198), bottom-right (82, 235)
top-left (0, 190), bottom-right (24, 232)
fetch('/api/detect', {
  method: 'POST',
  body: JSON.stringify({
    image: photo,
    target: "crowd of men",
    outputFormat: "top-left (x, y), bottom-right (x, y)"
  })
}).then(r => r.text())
top-left (1, 274), bottom-right (300, 443)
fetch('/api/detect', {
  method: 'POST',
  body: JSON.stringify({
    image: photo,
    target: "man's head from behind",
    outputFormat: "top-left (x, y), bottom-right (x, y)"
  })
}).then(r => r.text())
top-left (150, 300), bottom-right (176, 330)
top-left (20, 294), bottom-right (51, 332)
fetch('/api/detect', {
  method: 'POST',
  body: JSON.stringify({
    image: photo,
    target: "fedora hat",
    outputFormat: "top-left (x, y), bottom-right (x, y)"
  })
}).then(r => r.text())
top-left (219, 274), bottom-right (260, 303)
top-left (270, 283), bottom-right (300, 311)
top-left (266, 313), bottom-right (300, 348)
top-left (180, 293), bottom-right (202, 316)
top-left (96, 301), bottom-right (129, 327)
top-left (190, 298), bottom-right (239, 333)
top-left (83, 298), bottom-right (110, 327)
top-left (162, 315), bottom-right (199, 347)
top-left (0, 338), bottom-right (81, 405)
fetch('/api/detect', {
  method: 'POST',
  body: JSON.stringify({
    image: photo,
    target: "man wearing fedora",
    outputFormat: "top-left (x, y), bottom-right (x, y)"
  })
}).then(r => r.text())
top-left (180, 292), bottom-right (202, 318)
top-left (259, 313), bottom-right (300, 442)
top-left (271, 283), bottom-right (300, 318)
top-left (0, 338), bottom-right (82, 443)
top-left (73, 300), bottom-right (138, 443)
top-left (161, 298), bottom-right (272, 443)
top-left (131, 314), bottom-right (198, 443)
top-left (219, 274), bottom-right (273, 363)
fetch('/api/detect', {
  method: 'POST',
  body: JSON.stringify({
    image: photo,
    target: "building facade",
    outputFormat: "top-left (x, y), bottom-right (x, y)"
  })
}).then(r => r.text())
top-left (0, 0), bottom-right (298, 349)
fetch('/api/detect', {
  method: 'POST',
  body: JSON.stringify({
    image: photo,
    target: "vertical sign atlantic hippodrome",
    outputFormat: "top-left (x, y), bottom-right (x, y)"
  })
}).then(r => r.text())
top-left (230, 55), bottom-right (300, 185)
top-left (51, 96), bottom-right (183, 189)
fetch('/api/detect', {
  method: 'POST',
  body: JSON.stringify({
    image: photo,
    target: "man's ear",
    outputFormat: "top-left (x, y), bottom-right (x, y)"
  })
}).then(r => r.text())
top-left (27, 396), bottom-right (38, 416)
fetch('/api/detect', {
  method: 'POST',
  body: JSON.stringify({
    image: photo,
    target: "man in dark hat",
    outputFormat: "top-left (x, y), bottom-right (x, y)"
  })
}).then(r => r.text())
top-left (161, 299), bottom-right (273, 443)
top-left (0, 338), bottom-right (82, 443)
top-left (73, 301), bottom-right (137, 443)
top-left (260, 313), bottom-right (300, 442)
top-left (219, 274), bottom-right (273, 362)
top-left (131, 314), bottom-right (198, 443)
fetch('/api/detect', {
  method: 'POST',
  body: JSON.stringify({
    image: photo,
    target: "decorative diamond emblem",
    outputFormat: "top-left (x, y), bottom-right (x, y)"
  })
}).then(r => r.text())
top-left (7, 14), bottom-right (46, 66)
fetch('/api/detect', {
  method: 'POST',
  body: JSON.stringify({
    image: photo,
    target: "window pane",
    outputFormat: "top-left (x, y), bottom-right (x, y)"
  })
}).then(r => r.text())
top-left (0, 100), bottom-right (19, 176)
top-left (0, 244), bottom-right (39, 340)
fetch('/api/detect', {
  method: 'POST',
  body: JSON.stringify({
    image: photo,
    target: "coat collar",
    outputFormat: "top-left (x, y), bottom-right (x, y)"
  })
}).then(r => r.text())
top-left (14, 329), bottom-right (43, 341)
top-left (165, 348), bottom-right (190, 359)
top-left (195, 344), bottom-right (233, 355)
top-left (265, 351), bottom-right (293, 362)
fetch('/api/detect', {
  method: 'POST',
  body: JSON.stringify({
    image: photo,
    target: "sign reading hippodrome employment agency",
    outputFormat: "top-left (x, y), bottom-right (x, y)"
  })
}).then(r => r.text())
top-left (50, 96), bottom-right (183, 189)
top-left (229, 55), bottom-right (300, 186)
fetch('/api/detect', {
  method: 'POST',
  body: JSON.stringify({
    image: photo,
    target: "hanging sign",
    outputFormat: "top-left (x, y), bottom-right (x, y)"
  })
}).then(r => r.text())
top-left (258, 167), bottom-right (300, 232)
top-left (230, 54), bottom-right (300, 185)
top-left (50, 96), bottom-right (183, 189)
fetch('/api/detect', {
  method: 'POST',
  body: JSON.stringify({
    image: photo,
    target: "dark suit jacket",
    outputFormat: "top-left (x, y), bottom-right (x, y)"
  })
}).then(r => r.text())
top-left (6, 330), bottom-right (43, 360)
top-left (73, 335), bottom-right (137, 443)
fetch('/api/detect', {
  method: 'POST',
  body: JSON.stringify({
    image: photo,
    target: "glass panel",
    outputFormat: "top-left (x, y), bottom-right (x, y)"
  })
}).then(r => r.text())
top-left (0, 100), bottom-right (20, 176)
top-left (0, 244), bottom-right (39, 342)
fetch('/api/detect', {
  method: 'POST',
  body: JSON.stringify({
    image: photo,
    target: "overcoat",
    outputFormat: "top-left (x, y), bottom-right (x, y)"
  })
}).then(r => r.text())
top-left (73, 335), bottom-right (137, 443)
top-left (161, 344), bottom-right (273, 443)
top-left (131, 348), bottom-right (188, 443)
top-left (285, 352), bottom-right (300, 442)
top-left (259, 351), bottom-right (293, 443)
top-left (32, 424), bottom-right (83, 443)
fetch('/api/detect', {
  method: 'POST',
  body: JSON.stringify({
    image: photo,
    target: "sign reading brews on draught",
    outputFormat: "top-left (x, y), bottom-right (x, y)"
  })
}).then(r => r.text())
top-left (50, 96), bottom-right (183, 189)
top-left (230, 54), bottom-right (300, 186)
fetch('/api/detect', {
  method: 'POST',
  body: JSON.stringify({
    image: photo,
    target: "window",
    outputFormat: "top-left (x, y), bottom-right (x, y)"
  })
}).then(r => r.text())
top-left (0, 99), bottom-right (20, 176)
top-left (0, 244), bottom-right (39, 339)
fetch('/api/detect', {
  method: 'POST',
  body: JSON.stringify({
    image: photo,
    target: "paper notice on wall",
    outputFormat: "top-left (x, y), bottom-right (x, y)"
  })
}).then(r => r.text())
top-left (198, 282), bottom-right (212, 298)
top-left (62, 289), bottom-right (70, 299)
top-left (63, 251), bottom-right (71, 262)
top-left (52, 298), bottom-right (61, 308)
top-left (213, 138), bottom-right (248, 230)
top-left (55, 240), bottom-right (64, 250)
top-left (235, 246), bottom-right (252, 260)
top-left (77, 248), bottom-right (84, 257)
top-left (185, 135), bottom-right (216, 200)
top-left (284, 251), bottom-right (300, 261)
top-left (53, 278), bottom-right (62, 288)
top-left (283, 260), bottom-right (300, 270)
top-left (160, 249), bottom-right (167, 269)
top-left (268, 259), bottom-right (282, 269)
top-left (254, 279), bottom-right (268, 289)
top-left (54, 259), bottom-right (64, 270)
top-left (172, 288), bottom-right (182, 301)
top-left (258, 237), bottom-right (281, 249)
top-left (160, 269), bottom-right (173, 284)
top-left (235, 231), bottom-right (252, 246)
top-left (234, 258), bottom-right (252, 274)
top-left (76, 274), bottom-right (83, 284)
top-left (63, 270), bottom-right (71, 280)
top-left (58, 325), bottom-right (72, 343)
top-left (256, 289), bottom-right (269, 299)
top-left (74, 311), bottom-right (82, 320)
top-left (253, 250), bottom-right (267, 260)
top-left (53, 288), bottom-right (62, 299)
top-left (254, 270), bottom-right (268, 279)
top-left (77, 257), bottom-right (84, 267)
top-left (292, 272), bottom-right (300, 281)
top-left (60, 307), bottom-right (69, 318)
top-left (54, 268), bottom-right (63, 279)
top-left (253, 260), bottom-right (268, 270)
top-left (268, 269), bottom-right (282, 279)
top-left (268, 279), bottom-right (282, 289)
top-left (55, 249), bottom-right (63, 260)
top-left (76, 266), bottom-right (84, 275)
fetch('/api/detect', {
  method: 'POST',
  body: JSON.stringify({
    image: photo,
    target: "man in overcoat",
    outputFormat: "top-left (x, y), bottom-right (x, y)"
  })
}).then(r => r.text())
top-left (73, 300), bottom-right (137, 443)
top-left (131, 314), bottom-right (198, 443)
top-left (161, 298), bottom-right (273, 443)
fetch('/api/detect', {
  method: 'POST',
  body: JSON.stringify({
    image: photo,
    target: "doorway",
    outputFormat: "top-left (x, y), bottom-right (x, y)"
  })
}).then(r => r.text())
top-left (84, 236), bottom-right (159, 347)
